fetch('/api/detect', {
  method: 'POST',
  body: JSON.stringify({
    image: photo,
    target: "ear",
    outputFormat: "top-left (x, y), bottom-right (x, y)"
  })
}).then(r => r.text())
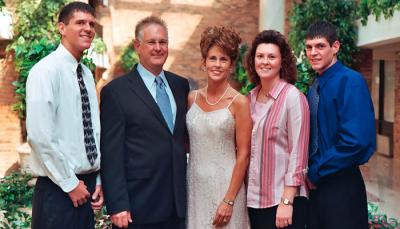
top-left (332, 40), bottom-right (340, 55)
top-left (58, 22), bottom-right (66, 36)
top-left (133, 39), bottom-right (141, 50)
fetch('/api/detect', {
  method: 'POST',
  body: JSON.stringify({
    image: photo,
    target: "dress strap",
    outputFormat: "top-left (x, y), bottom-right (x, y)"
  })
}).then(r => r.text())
top-left (194, 90), bottom-right (199, 103)
top-left (227, 93), bottom-right (240, 108)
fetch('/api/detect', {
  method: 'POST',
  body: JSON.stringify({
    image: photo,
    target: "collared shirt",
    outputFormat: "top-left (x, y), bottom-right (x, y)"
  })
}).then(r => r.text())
top-left (307, 61), bottom-right (376, 184)
top-left (137, 63), bottom-right (177, 125)
top-left (26, 44), bottom-right (101, 193)
top-left (247, 80), bottom-right (310, 209)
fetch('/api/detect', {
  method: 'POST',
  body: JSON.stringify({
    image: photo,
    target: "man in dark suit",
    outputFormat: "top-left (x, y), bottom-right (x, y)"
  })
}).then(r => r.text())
top-left (100, 16), bottom-right (190, 229)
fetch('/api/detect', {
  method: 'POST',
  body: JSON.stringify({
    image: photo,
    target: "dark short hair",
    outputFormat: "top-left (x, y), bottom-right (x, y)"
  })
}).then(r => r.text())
top-left (245, 30), bottom-right (297, 85)
top-left (135, 16), bottom-right (168, 41)
top-left (58, 1), bottom-right (95, 24)
top-left (200, 26), bottom-right (241, 63)
top-left (305, 21), bottom-right (338, 46)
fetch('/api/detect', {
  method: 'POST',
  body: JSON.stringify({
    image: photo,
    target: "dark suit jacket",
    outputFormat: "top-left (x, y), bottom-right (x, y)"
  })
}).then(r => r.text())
top-left (100, 65), bottom-right (189, 224)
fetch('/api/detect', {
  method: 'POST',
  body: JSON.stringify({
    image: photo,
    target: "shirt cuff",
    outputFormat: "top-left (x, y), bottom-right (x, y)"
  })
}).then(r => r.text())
top-left (285, 168), bottom-right (307, 186)
top-left (96, 173), bottom-right (101, 185)
top-left (308, 164), bottom-right (320, 185)
top-left (58, 175), bottom-right (80, 193)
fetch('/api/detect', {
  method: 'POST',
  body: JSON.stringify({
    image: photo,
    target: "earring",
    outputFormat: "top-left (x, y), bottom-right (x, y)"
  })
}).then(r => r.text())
top-left (201, 65), bottom-right (207, 72)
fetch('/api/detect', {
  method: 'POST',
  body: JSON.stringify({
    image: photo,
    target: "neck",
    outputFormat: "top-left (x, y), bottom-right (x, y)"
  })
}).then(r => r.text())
top-left (61, 40), bottom-right (83, 62)
top-left (318, 58), bottom-right (338, 75)
top-left (207, 80), bottom-right (229, 95)
top-left (140, 62), bottom-right (162, 76)
top-left (259, 75), bottom-right (280, 95)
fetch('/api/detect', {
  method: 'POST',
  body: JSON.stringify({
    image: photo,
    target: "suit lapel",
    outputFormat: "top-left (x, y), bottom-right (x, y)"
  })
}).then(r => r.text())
top-left (127, 67), bottom-right (171, 132)
top-left (165, 73), bottom-right (182, 134)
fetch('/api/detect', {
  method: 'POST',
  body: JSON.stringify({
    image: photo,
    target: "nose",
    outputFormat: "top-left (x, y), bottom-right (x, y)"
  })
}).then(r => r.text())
top-left (310, 47), bottom-right (318, 55)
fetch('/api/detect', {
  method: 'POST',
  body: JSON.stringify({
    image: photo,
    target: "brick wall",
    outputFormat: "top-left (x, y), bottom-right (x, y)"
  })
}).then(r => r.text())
top-left (96, 0), bottom-right (259, 89)
top-left (0, 55), bottom-right (22, 177)
top-left (355, 49), bottom-right (373, 89)
top-left (394, 60), bottom-right (400, 159)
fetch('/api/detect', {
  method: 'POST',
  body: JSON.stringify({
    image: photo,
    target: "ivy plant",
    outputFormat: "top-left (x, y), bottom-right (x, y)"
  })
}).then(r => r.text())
top-left (0, 0), bottom-right (5, 10)
top-left (359, 0), bottom-right (400, 25)
top-left (118, 42), bottom-right (139, 72)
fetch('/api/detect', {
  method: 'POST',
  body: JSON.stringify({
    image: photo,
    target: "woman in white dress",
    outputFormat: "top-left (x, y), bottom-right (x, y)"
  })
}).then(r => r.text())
top-left (186, 26), bottom-right (252, 228)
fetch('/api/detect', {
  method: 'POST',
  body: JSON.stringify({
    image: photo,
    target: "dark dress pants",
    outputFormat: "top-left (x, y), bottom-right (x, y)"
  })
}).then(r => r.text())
top-left (248, 196), bottom-right (308, 229)
top-left (308, 167), bottom-right (368, 229)
top-left (32, 173), bottom-right (97, 229)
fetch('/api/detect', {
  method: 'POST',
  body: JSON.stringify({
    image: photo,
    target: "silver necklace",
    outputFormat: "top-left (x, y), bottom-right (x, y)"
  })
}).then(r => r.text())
top-left (205, 85), bottom-right (230, 106)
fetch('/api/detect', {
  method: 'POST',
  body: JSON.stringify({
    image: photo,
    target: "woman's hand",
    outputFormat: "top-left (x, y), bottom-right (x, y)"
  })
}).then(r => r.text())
top-left (212, 201), bottom-right (233, 227)
top-left (275, 203), bottom-right (293, 228)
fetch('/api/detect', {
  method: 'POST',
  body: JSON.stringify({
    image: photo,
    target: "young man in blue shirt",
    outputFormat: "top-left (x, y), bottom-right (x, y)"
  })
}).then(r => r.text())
top-left (305, 21), bottom-right (376, 229)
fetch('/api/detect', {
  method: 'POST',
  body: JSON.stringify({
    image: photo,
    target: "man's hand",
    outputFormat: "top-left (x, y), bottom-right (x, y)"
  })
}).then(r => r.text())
top-left (91, 185), bottom-right (104, 211)
top-left (68, 180), bottom-right (90, 207)
top-left (111, 211), bottom-right (132, 228)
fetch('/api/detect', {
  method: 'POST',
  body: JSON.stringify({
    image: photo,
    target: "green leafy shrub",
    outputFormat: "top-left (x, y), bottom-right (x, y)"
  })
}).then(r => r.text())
top-left (359, 0), bottom-right (400, 26)
top-left (0, 172), bottom-right (33, 229)
top-left (118, 42), bottom-right (139, 72)
top-left (233, 43), bottom-right (254, 95)
top-left (368, 202), bottom-right (400, 229)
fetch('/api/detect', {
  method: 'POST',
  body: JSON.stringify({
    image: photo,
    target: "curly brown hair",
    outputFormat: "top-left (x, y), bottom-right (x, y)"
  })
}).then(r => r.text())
top-left (200, 26), bottom-right (242, 63)
top-left (245, 30), bottom-right (297, 85)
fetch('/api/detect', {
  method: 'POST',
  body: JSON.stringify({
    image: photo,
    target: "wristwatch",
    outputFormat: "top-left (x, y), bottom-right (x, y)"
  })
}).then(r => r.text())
top-left (280, 197), bottom-right (293, 206)
top-left (223, 198), bottom-right (234, 206)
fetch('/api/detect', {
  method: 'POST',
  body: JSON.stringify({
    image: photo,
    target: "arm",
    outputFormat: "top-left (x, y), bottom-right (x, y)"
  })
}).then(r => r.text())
top-left (26, 67), bottom-right (79, 192)
top-left (100, 85), bottom-right (131, 226)
top-left (308, 80), bottom-right (376, 184)
top-left (213, 95), bottom-right (252, 226)
top-left (276, 91), bottom-right (310, 228)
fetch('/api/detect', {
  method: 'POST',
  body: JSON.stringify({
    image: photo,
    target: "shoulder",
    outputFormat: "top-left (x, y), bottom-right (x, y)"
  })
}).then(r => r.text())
top-left (165, 71), bottom-right (189, 86)
top-left (231, 90), bottom-right (250, 109)
top-left (188, 89), bottom-right (199, 107)
top-left (336, 65), bottom-right (367, 87)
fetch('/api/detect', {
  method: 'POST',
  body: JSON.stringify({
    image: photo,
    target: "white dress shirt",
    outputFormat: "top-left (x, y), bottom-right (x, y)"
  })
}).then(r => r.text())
top-left (26, 44), bottom-right (101, 193)
top-left (137, 63), bottom-right (177, 125)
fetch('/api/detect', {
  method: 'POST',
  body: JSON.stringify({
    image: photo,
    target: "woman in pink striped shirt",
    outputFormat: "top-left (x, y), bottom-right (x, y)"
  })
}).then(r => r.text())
top-left (245, 30), bottom-right (310, 229)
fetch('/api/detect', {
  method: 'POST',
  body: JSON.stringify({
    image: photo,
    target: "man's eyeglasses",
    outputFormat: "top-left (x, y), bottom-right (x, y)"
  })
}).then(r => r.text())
top-left (143, 39), bottom-right (168, 47)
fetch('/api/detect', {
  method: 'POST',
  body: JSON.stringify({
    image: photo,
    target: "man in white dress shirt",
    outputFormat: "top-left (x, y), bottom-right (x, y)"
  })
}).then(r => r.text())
top-left (26, 2), bottom-right (103, 228)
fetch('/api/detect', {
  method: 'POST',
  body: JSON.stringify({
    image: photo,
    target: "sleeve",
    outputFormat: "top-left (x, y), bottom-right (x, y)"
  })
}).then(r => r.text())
top-left (308, 77), bottom-right (376, 184)
top-left (285, 91), bottom-right (310, 186)
top-left (100, 85), bottom-right (131, 215)
top-left (26, 66), bottom-right (79, 192)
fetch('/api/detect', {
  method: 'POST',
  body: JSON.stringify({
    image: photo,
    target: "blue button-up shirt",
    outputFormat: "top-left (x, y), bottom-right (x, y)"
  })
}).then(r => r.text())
top-left (307, 61), bottom-right (376, 184)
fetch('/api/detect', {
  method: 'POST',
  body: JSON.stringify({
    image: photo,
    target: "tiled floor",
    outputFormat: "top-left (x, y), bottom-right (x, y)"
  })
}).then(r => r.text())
top-left (361, 153), bottom-right (400, 219)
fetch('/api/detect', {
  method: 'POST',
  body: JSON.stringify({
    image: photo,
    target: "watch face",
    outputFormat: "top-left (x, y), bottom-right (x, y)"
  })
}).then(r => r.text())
top-left (283, 199), bottom-right (289, 205)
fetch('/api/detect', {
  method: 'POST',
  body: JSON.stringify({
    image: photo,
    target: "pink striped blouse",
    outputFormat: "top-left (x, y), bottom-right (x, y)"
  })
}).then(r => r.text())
top-left (247, 80), bottom-right (310, 209)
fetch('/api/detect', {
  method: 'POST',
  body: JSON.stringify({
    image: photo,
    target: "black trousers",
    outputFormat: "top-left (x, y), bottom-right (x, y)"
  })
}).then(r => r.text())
top-left (32, 173), bottom-right (97, 229)
top-left (308, 167), bottom-right (368, 229)
top-left (248, 196), bottom-right (308, 229)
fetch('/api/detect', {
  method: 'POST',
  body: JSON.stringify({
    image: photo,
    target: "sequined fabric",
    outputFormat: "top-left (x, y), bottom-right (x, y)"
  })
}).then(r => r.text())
top-left (186, 103), bottom-right (249, 229)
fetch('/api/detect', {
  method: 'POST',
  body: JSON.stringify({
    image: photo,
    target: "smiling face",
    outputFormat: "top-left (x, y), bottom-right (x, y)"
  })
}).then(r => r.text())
top-left (58, 11), bottom-right (95, 60)
top-left (305, 37), bottom-right (340, 75)
top-left (134, 24), bottom-right (168, 76)
top-left (204, 45), bottom-right (233, 83)
top-left (254, 43), bottom-right (282, 82)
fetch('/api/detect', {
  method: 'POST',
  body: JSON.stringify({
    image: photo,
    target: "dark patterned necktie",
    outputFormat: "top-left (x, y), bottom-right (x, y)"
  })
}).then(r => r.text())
top-left (77, 64), bottom-right (98, 166)
top-left (308, 78), bottom-right (320, 157)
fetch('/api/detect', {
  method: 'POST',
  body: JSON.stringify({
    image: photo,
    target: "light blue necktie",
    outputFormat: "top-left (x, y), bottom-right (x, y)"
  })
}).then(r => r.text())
top-left (308, 78), bottom-right (319, 157)
top-left (155, 77), bottom-right (173, 132)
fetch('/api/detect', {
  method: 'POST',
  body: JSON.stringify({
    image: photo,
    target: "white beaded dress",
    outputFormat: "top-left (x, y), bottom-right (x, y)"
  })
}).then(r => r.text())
top-left (186, 91), bottom-right (249, 229)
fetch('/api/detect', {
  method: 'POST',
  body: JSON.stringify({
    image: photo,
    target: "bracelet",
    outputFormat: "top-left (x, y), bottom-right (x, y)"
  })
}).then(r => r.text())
top-left (223, 198), bottom-right (234, 206)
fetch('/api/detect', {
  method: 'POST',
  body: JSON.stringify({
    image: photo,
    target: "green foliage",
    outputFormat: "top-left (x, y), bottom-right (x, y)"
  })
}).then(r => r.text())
top-left (8, 0), bottom-right (71, 119)
top-left (0, 0), bottom-right (5, 10)
top-left (288, 0), bottom-right (359, 93)
top-left (0, 172), bottom-right (33, 229)
top-left (92, 36), bottom-right (107, 54)
top-left (368, 202), bottom-right (400, 229)
top-left (359, 0), bottom-right (400, 25)
top-left (119, 42), bottom-right (139, 72)
top-left (233, 44), bottom-right (254, 95)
